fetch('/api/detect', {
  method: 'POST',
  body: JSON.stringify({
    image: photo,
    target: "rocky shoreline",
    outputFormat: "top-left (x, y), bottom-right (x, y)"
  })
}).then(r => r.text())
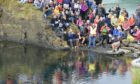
top-left (0, 6), bottom-right (69, 50)
top-left (0, 7), bottom-right (140, 56)
top-left (0, 2), bottom-right (140, 55)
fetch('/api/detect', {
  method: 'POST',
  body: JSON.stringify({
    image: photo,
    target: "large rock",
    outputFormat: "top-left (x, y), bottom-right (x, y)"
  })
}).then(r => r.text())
top-left (0, 5), bottom-right (69, 49)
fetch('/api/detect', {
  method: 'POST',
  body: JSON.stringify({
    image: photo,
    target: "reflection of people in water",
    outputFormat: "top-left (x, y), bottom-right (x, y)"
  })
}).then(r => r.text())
top-left (87, 50), bottom-right (96, 75)
top-left (6, 75), bottom-right (14, 84)
top-left (88, 61), bottom-right (95, 73)
top-left (118, 61), bottom-right (128, 75)
top-left (53, 68), bottom-right (62, 84)
top-left (75, 51), bottom-right (87, 77)
top-left (75, 56), bottom-right (83, 74)
top-left (111, 59), bottom-right (120, 75)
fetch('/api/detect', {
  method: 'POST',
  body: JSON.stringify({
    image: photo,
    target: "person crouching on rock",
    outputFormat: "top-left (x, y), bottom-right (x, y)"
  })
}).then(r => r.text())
top-left (111, 35), bottom-right (121, 52)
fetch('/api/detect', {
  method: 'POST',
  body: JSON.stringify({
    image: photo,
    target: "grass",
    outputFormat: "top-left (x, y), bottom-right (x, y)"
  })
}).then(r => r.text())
top-left (131, 68), bottom-right (140, 84)
top-left (0, 0), bottom-right (42, 20)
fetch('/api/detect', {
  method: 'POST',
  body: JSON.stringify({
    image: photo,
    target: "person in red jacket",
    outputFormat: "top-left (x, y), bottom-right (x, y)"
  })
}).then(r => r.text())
top-left (129, 14), bottom-right (136, 29)
top-left (57, 0), bottom-right (63, 4)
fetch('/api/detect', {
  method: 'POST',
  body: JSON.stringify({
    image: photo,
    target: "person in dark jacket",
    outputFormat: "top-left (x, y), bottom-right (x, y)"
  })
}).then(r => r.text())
top-left (115, 5), bottom-right (121, 18)
top-left (96, 4), bottom-right (106, 17)
top-left (94, 0), bottom-right (102, 5)
top-left (97, 16), bottom-right (105, 34)
top-left (135, 5), bottom-right (140, 28)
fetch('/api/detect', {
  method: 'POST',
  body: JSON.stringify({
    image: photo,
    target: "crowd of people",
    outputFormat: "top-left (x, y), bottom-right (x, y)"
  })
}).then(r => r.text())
top-left (18, 0), bottom-right (140, 52)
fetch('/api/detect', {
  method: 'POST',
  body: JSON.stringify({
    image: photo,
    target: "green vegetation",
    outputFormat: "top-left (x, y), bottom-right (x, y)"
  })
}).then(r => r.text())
top-left (131, 68), bottom-right (140, 84)
top-left (0, 0), bottom-right (42, 20)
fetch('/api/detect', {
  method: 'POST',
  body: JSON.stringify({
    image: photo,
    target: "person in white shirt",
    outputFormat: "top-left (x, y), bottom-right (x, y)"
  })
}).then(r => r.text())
top-left (88, 24), bottom-right (97, 48)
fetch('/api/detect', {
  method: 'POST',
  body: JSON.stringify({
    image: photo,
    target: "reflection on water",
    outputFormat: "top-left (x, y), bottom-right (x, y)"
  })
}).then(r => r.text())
top-left (0, 42), bottom-right (133, 84)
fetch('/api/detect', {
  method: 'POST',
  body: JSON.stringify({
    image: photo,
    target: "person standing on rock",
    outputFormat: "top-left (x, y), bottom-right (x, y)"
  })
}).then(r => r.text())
top-left (100, 23), bottom-right (110, 47)
top-left (88, 23), bottom-right (97, 48)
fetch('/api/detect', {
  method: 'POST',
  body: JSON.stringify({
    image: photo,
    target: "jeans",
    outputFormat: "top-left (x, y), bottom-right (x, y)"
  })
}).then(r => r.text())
top-left (101, 35), bottom-right (109, 46)
top-left (69, 39), bottom-right (74, 47)
top-left (44, 10), bottom-right (52, 19)
top-left (88, 36), bottom-right (96, 48)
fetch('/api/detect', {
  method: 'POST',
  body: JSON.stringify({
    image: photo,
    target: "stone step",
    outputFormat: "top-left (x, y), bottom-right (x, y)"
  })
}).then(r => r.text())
top-left (121, 47), bottom-right (139, 52)
top-left (129, 43), bottom-right (140, 50)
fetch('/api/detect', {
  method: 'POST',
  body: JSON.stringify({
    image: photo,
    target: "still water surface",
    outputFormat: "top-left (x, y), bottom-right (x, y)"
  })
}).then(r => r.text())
top-left (0, 41), bottom-right (133, 84)
top-left (104, 0), bottom-right (140, 15)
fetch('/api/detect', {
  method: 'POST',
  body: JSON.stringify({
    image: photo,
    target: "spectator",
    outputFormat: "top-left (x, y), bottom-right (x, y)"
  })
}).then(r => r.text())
top-left (28, 0), bottom-right (34, 3)
top-left (129, 14), bottom-right (136, 29)
top-left (105, 13), bottom-right (112, 28)
top-left (33, 0), bottom-right (43, 9)
top-left (53, 6), bottom-right (60, 16)
top-left (17, 0), bottom-right (140, 48)
top-left (115, 5), bottom-right (121, 18)
top-left (67, 28), bottom-right (75, 48)
top-left (57, 0), bottom-right (63, 4)
top-left (111, 35), bottom-right (120, 52)
top-left (111, 14), bottom-right (118, 27)
top-left (122, 8), bottom-right (129, 18)
top-left (19, 0), bottom-right (28, 3)
top-left (63, 0), bottom-right (70, 9)
top-left (122, 18), bottom-right (130, 31)
top-left (136, 5), bottom-right (140, 17)
top-left (96, 4), bottom-right (106, 17)
top-left (73, 1), bottom-right (81, 11)
top-left (86, 0), bottom-right (94, 7)
top-left (133, 26), bottom-right (140, 44)
top-left (88, 24), bottom-right (97, 48)
top-left (43, 4), bottom-right (52, 19)
top-left (100, 24), bottom-right (110, 47)
top-left (135, 12), bottom-right (140, 28)
top-left (94, 15), bottom-right (100, 25)
top-left (113, 26), bottom-right (119, 37)
top-left (80, 1), bottom-right (88, 19)
top-left (118, 12), bottom-right (125, 26)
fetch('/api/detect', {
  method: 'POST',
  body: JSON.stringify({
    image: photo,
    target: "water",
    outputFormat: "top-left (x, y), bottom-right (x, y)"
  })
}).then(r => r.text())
top-left (103, 0), bottom-right (140, 15)
top-left (0, 0), bottom-right (140, 84)
top-left (0, 41), bottom-right (133, 84)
